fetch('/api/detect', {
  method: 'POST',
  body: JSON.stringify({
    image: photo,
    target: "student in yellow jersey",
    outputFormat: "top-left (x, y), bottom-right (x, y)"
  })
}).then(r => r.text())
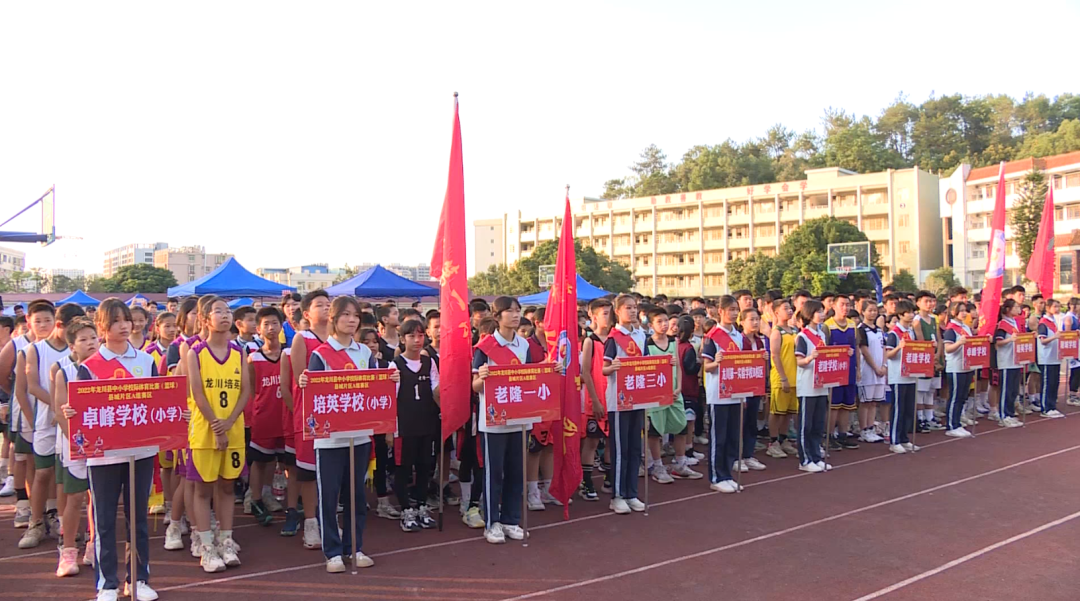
top-left (185, 296), bottom-right (251, 573)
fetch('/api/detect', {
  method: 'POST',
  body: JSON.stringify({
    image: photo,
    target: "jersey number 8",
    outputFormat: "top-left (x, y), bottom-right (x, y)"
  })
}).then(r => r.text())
top-left (219, 390), bottom-right (229, 408)
top-left (231, 451), bottom-right (241, 469)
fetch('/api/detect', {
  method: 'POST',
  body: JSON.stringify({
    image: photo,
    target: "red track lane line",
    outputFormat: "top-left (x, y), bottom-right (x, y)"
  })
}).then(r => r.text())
top-left (849, 509), bottom-right (1080, 601)
top-left (497, 444), bottom-right (1080, 601)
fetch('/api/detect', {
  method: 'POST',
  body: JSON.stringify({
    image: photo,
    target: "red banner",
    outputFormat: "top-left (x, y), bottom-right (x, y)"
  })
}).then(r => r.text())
top-left (482, 363), bottom-right (561, 427)
top-left (962, 336), bottom-right (991, 371)
top-left (302, 369), bottom-right (397, 440)
top-left (813, 346), bottom-right (851, 389)
top-left (1013, 333), bottom-right (1035, 365)
top-left (900, 341), bottom-right (935, 378)
top-left (615, 355), bottom-right (674, 410)
top-left (67, 376), bottom-right (187, 459)
top-left (717, 350), bottom-right (767, 398)
top-left (1060, 331), bottom-right (1079, 361)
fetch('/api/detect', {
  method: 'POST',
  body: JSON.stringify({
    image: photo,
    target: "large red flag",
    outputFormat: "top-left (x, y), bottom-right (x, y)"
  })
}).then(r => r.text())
top-left (431, 94), bottom-right (470, 442)
top-left (1025, 182), bottom-right (1056, 297)
top-left (978, 162), bottom-right (1007, 336)
top-left (545, 189), bottom-right (582, 517)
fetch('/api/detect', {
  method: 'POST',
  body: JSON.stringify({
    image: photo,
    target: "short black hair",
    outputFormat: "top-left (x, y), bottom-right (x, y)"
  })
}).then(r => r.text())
top-left (256, 306), bottom-right (282, 324)
top-left (914, 290), bottom-right (936, 303)
top-left (232, 306), bottom-right (257, 322)
top-left (400, 319), bottom-right (426, 338)
top-left (895, 300), bottom-right (916, 316)
top-left (469, 299), bottom-right (490, 315)
top-left (56, 303), bottom-right (86, 326)
top-left (533, 307), bottom-right (546, 323)
top-left (732, 289), bottom-right (752, 300)
top-left (375, 304), bottom-right (397, 324)
top-left (0, 316), bottom-right (13, 332)
top-left (792, 289), bottom-right (811, 301)
top-left (300, 290), bottom-right (329, 311)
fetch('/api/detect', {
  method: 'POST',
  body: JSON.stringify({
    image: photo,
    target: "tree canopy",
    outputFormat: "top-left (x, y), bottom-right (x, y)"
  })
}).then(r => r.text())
top-left (1010, 169), bottom-right (1048, 267)
top-left (469, 239), bottom-right (633, 297)
top-left (92, 264), bottom-right (178, 293)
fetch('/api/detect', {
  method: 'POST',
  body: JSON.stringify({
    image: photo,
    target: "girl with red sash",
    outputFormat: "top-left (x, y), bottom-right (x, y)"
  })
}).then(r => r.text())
top-left (1036, 299), bottom-right (1065, 418)
top-left (993, 299), bottom-right (1024, 427)
top-left (523, 322), bottom-right (556, 511)
top-left (702, 295), bottom-right (746, 490)
top-left (472, 297), bottom-right (532, 543)
top-left (580, 298), bottom-right (612, 502)
top-left (793, 300), bottom-right (832, 471)
top-left (77, 299), bottom-right (161, 601)
top-left (884, 300), bottom-right (920, 452)
top-left (942, 302), bottom-right (975, 436)
top-left (601, 295), bottom-right (650, 513)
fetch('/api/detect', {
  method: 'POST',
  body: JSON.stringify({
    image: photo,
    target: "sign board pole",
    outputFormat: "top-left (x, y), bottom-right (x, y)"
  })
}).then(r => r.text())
top-left (349, 439), bottom-right (357, 574)
top-left (520, 425), bottom-right (528, 547)
top-left (643, 415), bottom-right (649, 516)
top-left (128, 456), bottom-right (138, 600)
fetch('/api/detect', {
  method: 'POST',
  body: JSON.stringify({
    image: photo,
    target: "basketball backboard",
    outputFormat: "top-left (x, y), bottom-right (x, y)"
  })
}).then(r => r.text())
top-left (538, 264), bottom-right (556, 288)
top-left (827, 241), bottom-right (871, 274)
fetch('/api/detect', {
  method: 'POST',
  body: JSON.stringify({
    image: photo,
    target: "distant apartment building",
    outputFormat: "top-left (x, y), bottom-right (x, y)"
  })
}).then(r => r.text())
top-left (154, 246), bottom-right (232, 285)
top-left (0, 246), bottom-right (26, 276)
top-left (47, 268), bottom-right (85, 280)
top-left (256, 264), bottom-right (344, 293)
top-left (940, 150), bottom-right (1080, 295)
top-left (103, 242), bottom-right (168, 278)
top-left (478, 166), bottom-right (942, 297)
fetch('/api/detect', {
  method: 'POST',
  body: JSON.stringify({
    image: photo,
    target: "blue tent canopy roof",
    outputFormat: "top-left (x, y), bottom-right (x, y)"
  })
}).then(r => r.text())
top-left (56, 290), bottom-right (101, 307)
top-left (228, 297), bottom-right (254, 308)
top-left (126, 293), bottom-right (150, 306)
top-left (167, 257), bottom-right (296, 298)
top-left (325, 264), bottom-right (439, 298)
top-left (518, 275), bottom-right (610, 305)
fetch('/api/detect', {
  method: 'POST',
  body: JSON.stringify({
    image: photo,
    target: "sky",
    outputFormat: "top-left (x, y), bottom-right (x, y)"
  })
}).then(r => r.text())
top-left (1, 0), bottom-right (1076, 277)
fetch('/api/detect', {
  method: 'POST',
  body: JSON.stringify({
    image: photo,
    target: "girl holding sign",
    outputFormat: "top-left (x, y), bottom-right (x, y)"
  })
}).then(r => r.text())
top-left (1036, 299), bottom-right (1065, 419)
top-left (943, 302), bottom-right (976, 438)
top-left (298, 296), bottom-right (398, 572)
top-left (601, 295), bottom-right (650, 512)
top-left (885, 300), bottom-right (921, 453)
top-left (793, 300), bottom-right (832, 472)
top-left (702, 295), bottom-right (744, 491)
top-left (993, 299), bottom-right (1025, 428)
top-left (76, 299), bottom-right (160, 601)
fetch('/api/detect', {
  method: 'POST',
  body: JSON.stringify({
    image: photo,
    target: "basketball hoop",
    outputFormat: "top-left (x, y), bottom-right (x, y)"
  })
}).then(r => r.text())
top-left (838, 266), bottom-right (851, 280)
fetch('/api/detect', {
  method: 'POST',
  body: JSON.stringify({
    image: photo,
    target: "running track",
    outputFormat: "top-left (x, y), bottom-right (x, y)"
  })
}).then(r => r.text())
top-left (3, 405), bottom-right (1080, 600)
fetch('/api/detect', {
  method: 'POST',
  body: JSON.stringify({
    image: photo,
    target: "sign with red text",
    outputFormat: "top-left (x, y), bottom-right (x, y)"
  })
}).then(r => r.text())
top-left (1060, 331), bottom-right (1079, 361)
top-left (302, 369), bottom-right (397, 440)
top-left (616, 355), bottom-right (674, 410)
top-left (68, 376), bottom-right (187, 458)
top-left (962, 336), bottom-right (991, 371)
top-left (483, 363), bottom-right (561, 427)
top-left (813, 346), bottom-right (851, 389)
top-left (900, 341), bottom-right (935, 378)
top-left (1014, 333), bottom-right (1036, 365)
top-left (717, 351), bottom-right (767, 398)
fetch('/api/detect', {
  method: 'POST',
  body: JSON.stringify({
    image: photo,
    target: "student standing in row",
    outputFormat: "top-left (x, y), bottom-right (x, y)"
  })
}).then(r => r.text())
top-left (793, 300), bottom-right (833, 472)
top-left (394, 319), bottom-right (440, 532)
top-left (994, 299), bottom-right (1025, 428)
top-left (856, 301), bottom-right (887, 443)
top-left (579, 298), bottom-right (612, 502)
top-left (601, 295), bottom-right (649, 513)
top-left (942, 302), bottom-right (976, 437)
top-left (885, 300), bottom-right (921, 453)
top-left (1036, 299), bottom-right (1065, 419)
top-left (702, 296), bottom-right (744, 491)
top-left (767, 299), bottom-right (799, 458)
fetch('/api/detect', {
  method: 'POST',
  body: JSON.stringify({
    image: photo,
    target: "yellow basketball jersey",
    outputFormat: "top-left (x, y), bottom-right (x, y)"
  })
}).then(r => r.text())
top-left (189, 340), bottom-right (245, 449)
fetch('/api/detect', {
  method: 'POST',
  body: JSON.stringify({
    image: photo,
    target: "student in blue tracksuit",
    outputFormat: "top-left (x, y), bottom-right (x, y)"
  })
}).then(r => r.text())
top-left (942, 301), bottom-right (976, 437)
top-left (1036, 299), bottom-right (1065, 418)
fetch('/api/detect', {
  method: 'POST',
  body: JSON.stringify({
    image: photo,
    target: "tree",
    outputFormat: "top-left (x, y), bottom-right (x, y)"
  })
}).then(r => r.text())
top-left (100, 264), bottom-right (178, 293)
top-left (467, 239), bottom-right (633, 297)
top-left (630, 144), bottom-right (678, 197)
top-left (821, 109), bottom-right (901, 174)
top-left (891, 269), bottom-right (918, 293)
top-left (50, 274), bottom-right (76, 293)
top-left (467, 264), bottom-right (529, 297)
top-left (777, 217), bottom-right (880, 296)
top-left (1015, 119), bottom-right (1080, 159)
top-left (1010, 169), bottom-right (1048, 267)
top-left (725, 252), bottom-right (786, 297)
top-left (923, 266), bottom-right (960, 298)
top-left (333, 264), bottom-right (359, 285)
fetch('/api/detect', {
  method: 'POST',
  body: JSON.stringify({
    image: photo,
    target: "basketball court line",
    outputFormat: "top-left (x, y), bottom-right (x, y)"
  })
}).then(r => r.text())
top-left (497, 444), bottom-right (1080, 600)
top-left (849, 509), bottom-right (1080, 600)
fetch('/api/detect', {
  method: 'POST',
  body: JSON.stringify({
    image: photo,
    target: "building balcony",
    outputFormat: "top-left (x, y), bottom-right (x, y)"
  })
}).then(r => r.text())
top-left (656, 240), bottom-right (701, 253)
top-left (833, 204), bottom-right (858, 218)
top-left (726, 213), bottom-right (750, 226)
top-left (804, 206), bottom-right (829, 220)
top-left (727, 237), bottom-right (751, 250)
top-left (655, 263), bottom-right (701, 276)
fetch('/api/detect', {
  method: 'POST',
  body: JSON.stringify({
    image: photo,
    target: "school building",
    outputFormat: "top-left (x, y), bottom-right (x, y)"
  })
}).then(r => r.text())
top-left (154, 245), bottom-right (233, 285)
top-left (939, 150), bottom-right (1080, 296)
top-left (476, 166), bottom-right (942, 297)
top-left (103, 242), bottom-right (168, 278)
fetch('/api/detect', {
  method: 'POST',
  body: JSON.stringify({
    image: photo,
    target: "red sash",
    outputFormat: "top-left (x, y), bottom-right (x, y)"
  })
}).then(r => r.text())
top-left (476, 334), bottom-right (525, 366)
top-left (891, 325), bottom-right (913, 342)
top-left (744, 334), bottom-right (766, 352)
top-left (588, 334), bottom-right (609, 419)
top-left (82, 351), bottom-right (135, 380)
top-left (998, 319), bottom-right (1018, 336)
top-left (609, 328), bottom-right (642, 357)
top-left (800, 327), bottom-right (826, 348)
top-left (526, 337), bottom-right (546, 364)
top-left (707, 326), bottom-right (742, 352)
top-left (1039, 316), bottom-right (1057, 334)
top-left (945, 321), bottom-right (969, 336)
top-left (313, 343), bottom-right (362, 370)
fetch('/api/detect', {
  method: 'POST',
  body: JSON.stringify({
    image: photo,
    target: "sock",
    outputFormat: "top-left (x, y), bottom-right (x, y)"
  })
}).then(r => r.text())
top-left (262, 485), bottom-right (272, 498)
top-left (459, 481), bottom-right (472, 505)
top-left (581, 466), bottom-right (593, 487)
top-left (199, 530), bottom-right (213, 547)
top-left (46, 498), bottom-right (57, 512)
top-left (527, 481), bottom-right (539, 495)
top-left (378, 496), bottom-right (390, 507)
top-left (540, 479), bottom-right (551, 494)
top-left (778, 435), bottom-right (787, 443)
top-left (304, 517), bottom-right (317, 529)
top-left (220, 529), bottom-right (232, 542)
top-left (16, 488), bottom-right (27, 501)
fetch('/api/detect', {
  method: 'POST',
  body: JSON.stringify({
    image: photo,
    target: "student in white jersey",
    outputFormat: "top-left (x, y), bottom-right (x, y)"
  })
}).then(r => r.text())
top-left (1036, 299), bottom-right (1065, 418)
top-left (856, 300), bottom-right (887, 443)
top-left (942, 302), bottom-right (976, 437)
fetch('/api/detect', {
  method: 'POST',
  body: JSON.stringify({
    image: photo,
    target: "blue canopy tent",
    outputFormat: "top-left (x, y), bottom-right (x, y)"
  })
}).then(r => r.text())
top-left (56, 290), bottom-right (101, 307)
top-left (167, 257), bottom-right (296, 298)
top-left (518, 275), bottom-right (610, 305)
top-left (325, 264), bottom-right (439, 298)
top-left (228, 297), bottom-right (255, 308)
top-left (126, 293), bottom-right (150, 306)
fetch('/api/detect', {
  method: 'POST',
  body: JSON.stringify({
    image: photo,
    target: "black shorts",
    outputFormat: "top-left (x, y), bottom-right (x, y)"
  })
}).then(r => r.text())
top-left (296, 465), bottom-right (316, 482)
top-left (247, 445), bottom-right (286, 465)
top-left (585, 418), bottom-right (605, 439)
top-left (281, 450), bottom-right (296, 467)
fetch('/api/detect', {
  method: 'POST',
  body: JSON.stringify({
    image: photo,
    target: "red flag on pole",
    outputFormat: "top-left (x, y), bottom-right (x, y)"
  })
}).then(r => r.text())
top-left (978, 162), bottom-right (1008, 336)
top-left (431, 93), bottom-right (470, 442)
top-left (1024, 182), bottom-right (1056, 297)
top-left (545, 188), bottom-right (582, 517)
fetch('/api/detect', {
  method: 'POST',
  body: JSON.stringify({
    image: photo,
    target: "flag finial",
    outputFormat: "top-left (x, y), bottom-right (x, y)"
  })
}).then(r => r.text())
top-left (453, 91), bottom-right (458, 98)
top-left (565, 184), bottom-right (570, 194)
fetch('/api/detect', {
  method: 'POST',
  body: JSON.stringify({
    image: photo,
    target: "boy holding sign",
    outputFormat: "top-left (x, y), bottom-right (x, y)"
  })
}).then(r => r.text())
top-left (77, 299), bottom-right (161, 601)
top-left (885, 300), bottom-right (921, 453)
top-left (1036, 299), bottom-right (1065, 418)
top-left (943, 302), bottom-right (976, 437)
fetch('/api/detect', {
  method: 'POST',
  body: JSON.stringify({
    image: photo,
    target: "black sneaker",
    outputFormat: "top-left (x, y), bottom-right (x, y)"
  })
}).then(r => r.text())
top-left (839, 435), bottom-right (860, 450)
top-left (400, 508), bottom-right (421, 532)
top-left (578, 482), bottom-right (599, 502)
top-left (280, 508), bottom-right (300, 537)
top-left (601, 479), bottom-right (613, 494)
top-left (916, 421), bottom-right (932, 434)
top-left (251, 500), bottom-right (274, 526)
top-left (828, 437), bottom-right (843, 452)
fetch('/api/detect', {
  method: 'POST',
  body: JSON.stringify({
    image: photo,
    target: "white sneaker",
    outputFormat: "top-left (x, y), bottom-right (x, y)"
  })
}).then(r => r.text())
top-left (462, 506), bottom-right (485, 529)
top-left (540, 487), bottom-right (561, 505)
top-left (0, 475), bottom-right (14, 497)
top-left (190, 532), bottom-right (202, 558)
top-left (732, 460), bottom-right (749, 474)
top-left (780, 440), bottom-right (798, 456)
top-left (684, 456), bottom-right (700, 466)
top-left (326, 555), bottom-right (346, 573)
top-left (376, 499), bottom-right (402, 520)
top-left (693, 435), bottom-right (709, 445)
top-left (219, 537), bottom-right (240, 567)
top-left (527, 489), bottom-right (544, 511)
top-left (650, 464), bottom-right (675, 484)
top-left (352, 552), bottom-right (374, 568)
top-left (902, 442), bottom-right (920, 452)
top-left (1043, 410), bottom-right (1065, 419)
top-left (889, 444), bottom-right (907, 454)
top-left (1005, 417), bottom-right (1024, 428)
top-left (303, 518), bottom-right (321, 549)
top-left (83, 539), bottom-right (95, 566)
top-left (502, 524), bottom-right (525, 540)
top-left (799, 462), bottom-right (823, 473)
top-left (626, 498), bottom-right (646, 512)
top-left (164, 521), bottom-right (183, 550)
top-left (96, 590), bottom-right (119, 601)
top-left (609, 498), bottom-right (631, 514)
top-left (669, 462), bottom-right (704, 480)
top-left (123, 581), bottom-right (159, 601)
top-left (484, 523), bottom-right (506, 544)
top-left (263, 491), bottom-right (284, 513)
top-left (743, 457), bottom-right (767, 471)
top-left (766, 442), bottom-right (788, 458)
top-left (638, 464), bottom-right (646, 477)
top-left (710, 480), bottom-right (738, 493)
top-left (815, 461), bottom-right (832, 471)
top-left (199, 543), bottom-right (226, 573)
top-left (946, 428), bottom-right (970, 438)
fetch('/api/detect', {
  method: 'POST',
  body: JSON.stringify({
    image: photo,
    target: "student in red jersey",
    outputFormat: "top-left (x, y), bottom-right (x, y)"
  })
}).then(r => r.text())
top-left (277, 312), bottom-right (302, 537)
top-left (579, 298), bottom-right (612, 501)
top-left (77, 299), bottom-right (162, 601)
top-left (246, 307), bottom-right (286, 526)
top-left (297, 296), bottom-right (397, 572)
top-left (287, 290), bottom-right (331, 549)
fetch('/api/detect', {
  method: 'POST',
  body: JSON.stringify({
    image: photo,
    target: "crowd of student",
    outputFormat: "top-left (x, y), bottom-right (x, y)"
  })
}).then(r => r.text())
top-left (0, 285), bottom-right (1075, 601)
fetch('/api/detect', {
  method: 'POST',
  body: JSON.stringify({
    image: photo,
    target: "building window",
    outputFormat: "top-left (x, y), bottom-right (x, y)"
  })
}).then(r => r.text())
top-left (490, 252), bottom-right (494, 257)
top-left (897, 214), bottom-right (909, 228)
top-left (1062, 254), bottom-right (1075, 287)
top-left (899, 241), bottom-right (910, 254)
top-left (490, 226), bottom-right (494, 231)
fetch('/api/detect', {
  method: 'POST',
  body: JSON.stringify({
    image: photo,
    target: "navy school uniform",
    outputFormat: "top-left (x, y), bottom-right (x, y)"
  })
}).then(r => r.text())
top-left (1036, 317), bottom-right (1061, 413)
top-left (794, 326), bottom-right (830, 465)
top-left (702, 325), bottom-right (743, 482)
top-left (603, 325), bottom-right (649, 500)
top-left (943, 320), bottom-right (976, 431)
top-left (884, 326), bottom-right (917, 444)
top-left (994, 318), bottom-right (1022, 420)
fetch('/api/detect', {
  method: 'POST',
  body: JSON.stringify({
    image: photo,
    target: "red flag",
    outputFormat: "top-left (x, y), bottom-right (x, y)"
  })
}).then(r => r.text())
top-left (431, 94), bottom-right (470, 442)
top-left (978, 162), bottom-right (1007, 336)
top-left (545, 189), bottom-right (582, 518)
top-left (1024, 182), bottom-right (1056, 297)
